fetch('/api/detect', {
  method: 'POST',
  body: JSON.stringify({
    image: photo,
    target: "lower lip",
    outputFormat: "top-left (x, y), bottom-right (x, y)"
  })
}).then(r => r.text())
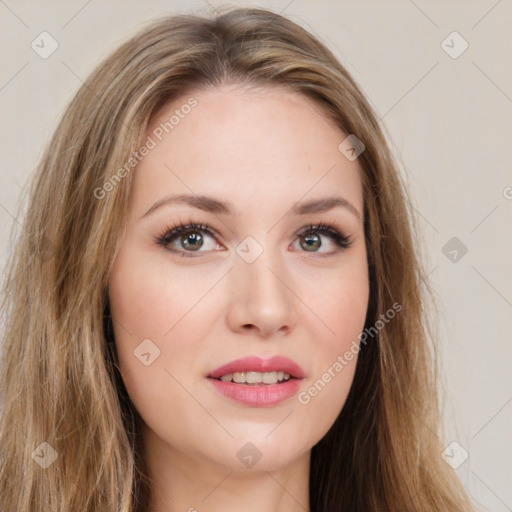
top-left (207, 378), bottom-right (302, 407)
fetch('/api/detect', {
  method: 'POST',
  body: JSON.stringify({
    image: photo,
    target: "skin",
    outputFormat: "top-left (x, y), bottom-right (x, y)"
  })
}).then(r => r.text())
top-left (109, 84), bottom-right (369, 512)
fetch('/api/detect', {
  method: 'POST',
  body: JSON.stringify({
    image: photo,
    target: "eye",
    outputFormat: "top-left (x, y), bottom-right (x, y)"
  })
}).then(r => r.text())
top-left (154, 222), bottom-right (222, 257)
top-left (292, 222), bottom-right (352, 256)
top-left (155, 220), bottom-right (352, 258)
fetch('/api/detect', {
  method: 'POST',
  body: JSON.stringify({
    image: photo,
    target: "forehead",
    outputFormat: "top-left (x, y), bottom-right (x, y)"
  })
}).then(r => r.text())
top-left (132, 85), bottom-right (364, 218)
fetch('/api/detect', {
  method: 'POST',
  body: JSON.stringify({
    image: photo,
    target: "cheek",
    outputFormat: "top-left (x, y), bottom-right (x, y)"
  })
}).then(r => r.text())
top-left (108, 250), bottom-right (221, 445)
top-left (294, 262), bottom-right (369, 423)
top-left (109, 248), bottom-right (219, 341)
top-left (108, 248), bottom-right (225, 402)
top-left (296, 254), bottom-right (369, 353)
top-left (323, 273), bottom-right (369, 350)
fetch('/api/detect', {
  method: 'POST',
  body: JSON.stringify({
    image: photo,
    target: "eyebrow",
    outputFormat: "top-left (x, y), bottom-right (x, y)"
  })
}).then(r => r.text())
top-left (141, 193), bottom-right (362, 221)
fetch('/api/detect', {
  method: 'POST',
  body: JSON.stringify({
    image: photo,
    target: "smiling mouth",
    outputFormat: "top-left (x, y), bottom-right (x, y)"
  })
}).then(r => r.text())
top-left (214, 371), bottom-right (293, 385)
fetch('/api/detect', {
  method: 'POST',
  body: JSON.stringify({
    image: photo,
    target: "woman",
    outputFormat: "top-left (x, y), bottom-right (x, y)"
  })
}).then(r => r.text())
top-left (0, 7), bottom-right (476, 512)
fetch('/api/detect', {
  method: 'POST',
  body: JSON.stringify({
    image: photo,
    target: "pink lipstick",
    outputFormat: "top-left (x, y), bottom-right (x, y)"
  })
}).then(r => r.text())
top-left (207, 356), bottom-right (305, 407)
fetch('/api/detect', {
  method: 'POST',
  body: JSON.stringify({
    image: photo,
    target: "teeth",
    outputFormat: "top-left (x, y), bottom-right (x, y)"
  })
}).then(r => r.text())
top-left (263, 371), bottom-right (277, 384)
top-left (219, 371), bottom-right (292, 385)
top-left (246, 372), bottom-right (262, 384)
top-left (232, 372), bottom-right (245, 383)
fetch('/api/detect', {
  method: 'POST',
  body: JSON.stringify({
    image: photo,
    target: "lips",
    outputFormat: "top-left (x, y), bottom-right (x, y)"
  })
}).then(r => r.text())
top-left (208, 356), bottom-right (305, 380)
top-left (207, 356), bottom-right (305, 407)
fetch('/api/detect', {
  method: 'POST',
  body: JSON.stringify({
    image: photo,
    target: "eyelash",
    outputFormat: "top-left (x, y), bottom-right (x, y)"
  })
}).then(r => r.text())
top-left (154, 220), bottom-right (352, 258)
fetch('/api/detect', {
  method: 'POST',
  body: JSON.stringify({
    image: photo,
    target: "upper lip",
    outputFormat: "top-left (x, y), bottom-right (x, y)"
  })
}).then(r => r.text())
top-left (208, 356), bottom-right (305, 380)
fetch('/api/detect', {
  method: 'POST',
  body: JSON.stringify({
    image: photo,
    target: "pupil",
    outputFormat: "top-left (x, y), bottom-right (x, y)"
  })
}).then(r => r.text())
top-left (302, 233), bottom-right (320, 251)
top-left (182, 232), bottom-right (203, 251)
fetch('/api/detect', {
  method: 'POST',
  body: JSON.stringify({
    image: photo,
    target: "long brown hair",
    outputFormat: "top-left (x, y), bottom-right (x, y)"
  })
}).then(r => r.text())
top-left (0, 7), bottom-right (476, 511)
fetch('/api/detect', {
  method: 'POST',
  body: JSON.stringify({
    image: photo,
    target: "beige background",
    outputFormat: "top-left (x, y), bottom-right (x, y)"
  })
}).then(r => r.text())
top-left (1, 1), bottom-right (511, 510)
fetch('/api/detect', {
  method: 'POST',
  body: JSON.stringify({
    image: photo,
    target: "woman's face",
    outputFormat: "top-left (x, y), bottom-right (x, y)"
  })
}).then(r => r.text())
top-left (109, 85), bottom-right (369, 472)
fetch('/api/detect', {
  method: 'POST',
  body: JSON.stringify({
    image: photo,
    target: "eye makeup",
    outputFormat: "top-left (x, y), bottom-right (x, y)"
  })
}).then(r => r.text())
top-left (153, 219), bottom-right (352, 258)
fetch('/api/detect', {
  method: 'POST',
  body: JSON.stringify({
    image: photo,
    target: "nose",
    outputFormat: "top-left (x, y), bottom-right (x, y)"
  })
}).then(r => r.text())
top-left (225, 247), bottom-right (297, 338)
